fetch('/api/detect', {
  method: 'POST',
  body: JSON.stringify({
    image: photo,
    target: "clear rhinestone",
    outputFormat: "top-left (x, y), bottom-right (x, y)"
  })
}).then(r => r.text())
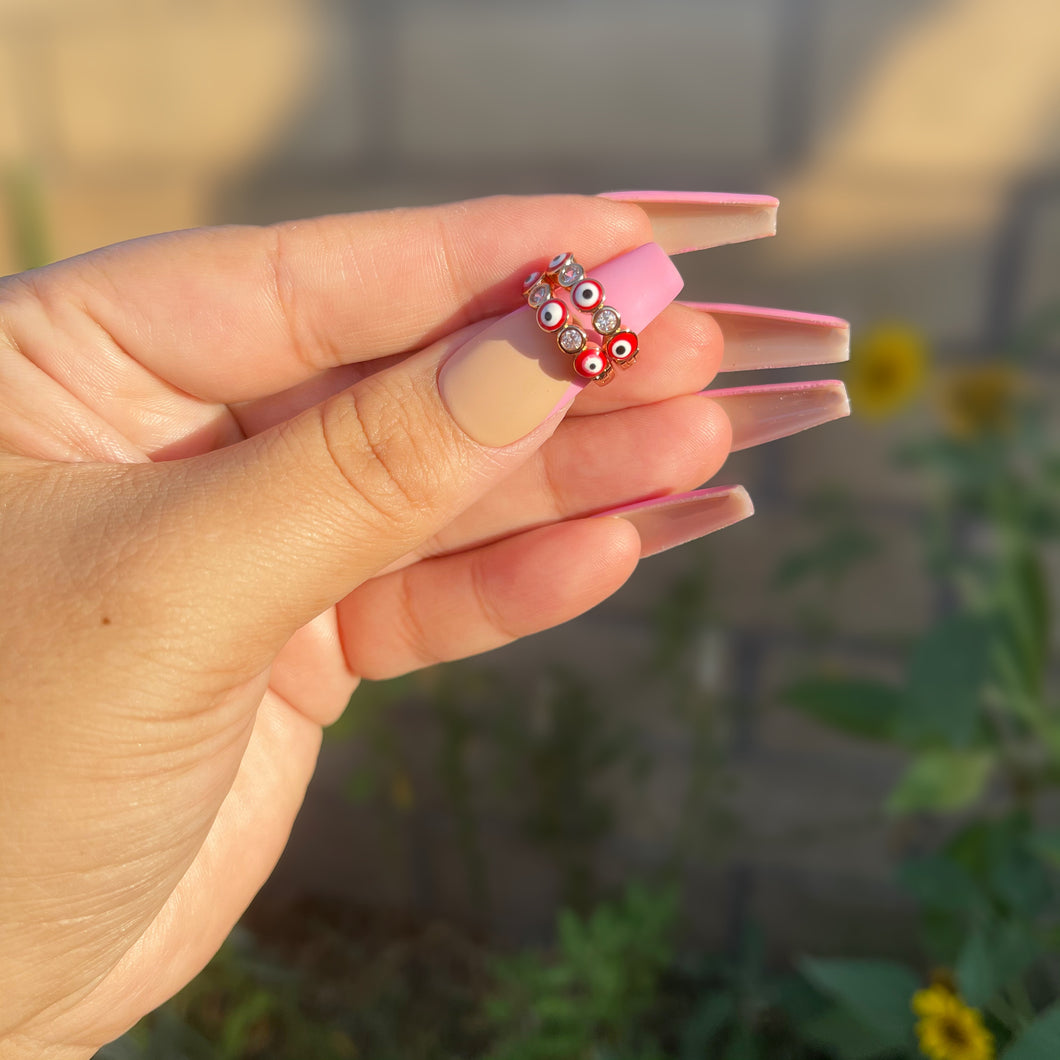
top-left (557, 261), bottom-right (584, 287)
top-left (558, 326), bottom-right (586, 353)
top-left (527, 282), bottom-right (551, 307)
top-left (593, 306), bottom-right (620, 335)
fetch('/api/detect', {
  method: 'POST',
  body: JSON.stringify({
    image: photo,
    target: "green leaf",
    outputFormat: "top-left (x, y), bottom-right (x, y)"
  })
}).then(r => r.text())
top-left (722, 1026), bottom-right (763, 1060)
top-left (799, 958), bottom-right (919, 1044)
top-left (219, 988), bottom-right (276, 1059)
top-left (1029, 829), bottom-right (1060, 868)
top-left (898, 615), bottom-right (995, 746)
top-left (886, 749), bottom-right (995, 815)
top-left (1005, 549), bottom-right (1050, 687)
top-left (679, 991), bottom-right (735, 1060)
top-left (1000, 1002), bottom-right (1060, 1060)
top-left (991, 849), bottom-right (1052, 918)
top-left (897, 854), bottom-right (982, 913)
top-left (773, 526), bottom-right (879, 590)
top-left (798, 1006), bottom-right (905, 1060)
top-left (957, 920), bottom-right (1039, 1007)
top-left (784, 679), bottom-right (904, 742)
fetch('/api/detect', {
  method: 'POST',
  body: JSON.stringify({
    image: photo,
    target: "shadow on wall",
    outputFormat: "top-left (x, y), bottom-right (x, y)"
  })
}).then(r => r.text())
top-left (208, 0), bottom-right (944, 220)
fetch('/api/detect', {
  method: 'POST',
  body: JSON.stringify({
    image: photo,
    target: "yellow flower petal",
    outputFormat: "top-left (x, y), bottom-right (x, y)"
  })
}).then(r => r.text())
top-left (848, 321), bottom-right (929, 419)
top-left (936, 361), bottom-right (1023, 438)
top-left (913, 985), bottom-right (995, 1060)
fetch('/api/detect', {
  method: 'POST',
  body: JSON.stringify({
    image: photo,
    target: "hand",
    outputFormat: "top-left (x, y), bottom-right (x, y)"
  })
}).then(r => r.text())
top-left (0, 196), bottom-right (699, 1056)
top-left (0, 193), bottom-right (848, 1057)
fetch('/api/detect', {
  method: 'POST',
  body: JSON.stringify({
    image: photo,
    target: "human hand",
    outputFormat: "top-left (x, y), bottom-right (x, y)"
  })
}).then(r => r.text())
top-left (0, 194), bottom-right (848, 1057)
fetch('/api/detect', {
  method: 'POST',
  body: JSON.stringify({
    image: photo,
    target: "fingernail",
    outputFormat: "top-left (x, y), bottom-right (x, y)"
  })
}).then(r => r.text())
top-left (440, 243), bottom-right (683, 447)
top-left (682, 302), bottom-right (850, 372)
top-left (707, 380), bottom-right (850, 451)
top-left (600, 486), bottom-right (753, 558)
top-left (598, 191), bottom-right (778, 254)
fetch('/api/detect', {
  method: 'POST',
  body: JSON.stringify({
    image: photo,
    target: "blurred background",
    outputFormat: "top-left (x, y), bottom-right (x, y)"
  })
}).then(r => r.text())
top-left (5, 0), bottom-right (1059, 1056)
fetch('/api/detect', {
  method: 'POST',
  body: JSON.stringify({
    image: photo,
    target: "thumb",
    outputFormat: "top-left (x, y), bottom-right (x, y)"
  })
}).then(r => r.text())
top-left (138, 243), bottom-right (681, 656)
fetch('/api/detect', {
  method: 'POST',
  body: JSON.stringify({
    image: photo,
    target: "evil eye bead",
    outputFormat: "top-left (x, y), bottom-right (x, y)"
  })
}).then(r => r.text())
top-left (571, 279), bottom-right (605, 311)
top-left (522, 270), bottom-right (542, 293)
top-left (574, 344), bottom-right (612, 381)
top-left (605, 331), bottom-right (638, 365)
top-left (537, 299), bottom-right (569, 332)
top-left (547, 252), bottom-right (573, 272)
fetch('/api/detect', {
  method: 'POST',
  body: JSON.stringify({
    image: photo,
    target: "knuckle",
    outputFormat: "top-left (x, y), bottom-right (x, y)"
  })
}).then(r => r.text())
top-left (393, 568), bottom-right (440, 674)
top-left (317, 377), bottom-right (457, 536)
top-left (267, 221), bottom-right (335, 372)
top-left (468, 551), bottom-right (522, 645)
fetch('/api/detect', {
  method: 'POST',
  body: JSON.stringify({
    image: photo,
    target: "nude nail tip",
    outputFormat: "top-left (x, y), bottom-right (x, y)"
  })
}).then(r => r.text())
top-left (706, 380), bottom-right (850, 451)
top-left (707, 379), bottom-right (849, 399)
top-left (598, 192), bottom-right (778, 255)
top-left (682, 303), bottom-right (850, 372)
top-left (601, 486), bottom-right (754, 558)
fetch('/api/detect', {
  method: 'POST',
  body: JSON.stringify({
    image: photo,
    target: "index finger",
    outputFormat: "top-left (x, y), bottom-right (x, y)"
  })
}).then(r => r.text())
top-left (7, 195), bottom-right (653, 404)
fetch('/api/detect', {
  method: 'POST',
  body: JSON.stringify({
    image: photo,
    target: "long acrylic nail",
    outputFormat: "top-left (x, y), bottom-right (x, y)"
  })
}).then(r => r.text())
top-left (440, 243), bottom-right (683, 447)
top-left (600, 486), bottom-right (753, 558)
top-left (598, 191), bottom-right (778, 254)
top-left (683, 302), bottom-right (850, 372)
top-left (706, 380), bottom-right (850, 451)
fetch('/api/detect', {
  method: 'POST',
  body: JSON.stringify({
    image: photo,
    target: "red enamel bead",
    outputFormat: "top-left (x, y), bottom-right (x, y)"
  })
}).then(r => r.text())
top-left (571, 279), bottom-right (605, 311)
top-left (574, 344), bottom-right (611, 380)
top-left (605, 331), bottom-right (639, 364)
top-left (537, 299), bottom-right (569, 332)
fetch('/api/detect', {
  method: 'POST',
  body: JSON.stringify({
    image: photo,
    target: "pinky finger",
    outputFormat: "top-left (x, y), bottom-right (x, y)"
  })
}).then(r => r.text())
top-left (337, 518), bottom-right (643, 681)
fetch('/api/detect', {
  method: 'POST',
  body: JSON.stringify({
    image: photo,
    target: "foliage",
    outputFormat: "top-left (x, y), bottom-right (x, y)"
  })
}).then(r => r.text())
top-left (778, 312), bottom-right (1060, 1059)
top-left (483, 883), bottom-right (678, 1060)
top-left (490, 668), bottom-right (649, 912)
top-left (96, 927), bottom-right (351, 1059)
top-left (98, 913), bottom-right (493, 1060)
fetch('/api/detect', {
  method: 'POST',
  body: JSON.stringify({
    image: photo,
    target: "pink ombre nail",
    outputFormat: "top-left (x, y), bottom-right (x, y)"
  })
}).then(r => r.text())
top-left (682, 302), bottom-right (850, 372)
top-left (706, 380), bottom-right (850, 451)
top-left (599, 191), bottom-right (778, 254)
top-left (599, 486), bottom-right (753, 558)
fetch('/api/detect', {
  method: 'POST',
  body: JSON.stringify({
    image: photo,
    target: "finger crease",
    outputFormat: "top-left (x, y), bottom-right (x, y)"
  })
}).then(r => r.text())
top-left (469, 552), bottom-right (522, 645)
top-left (538, 432), bottom-right (571, 520)
top-left (397, 567), bottom-right (438, 670)
top-left (267, 225), bottom-right (335, 374)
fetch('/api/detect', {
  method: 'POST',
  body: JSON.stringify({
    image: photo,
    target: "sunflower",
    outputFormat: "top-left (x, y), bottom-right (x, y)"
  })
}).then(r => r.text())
top-left (912, 983), bottom-right (994, 1060)
top-left (848, 322), bottom-right (928, 418)
top-left (937, 362), bottom-right (1023, 439)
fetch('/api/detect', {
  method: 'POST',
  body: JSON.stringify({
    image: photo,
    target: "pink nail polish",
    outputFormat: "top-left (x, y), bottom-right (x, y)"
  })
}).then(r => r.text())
top-left (440, 243), bottom-right (682, 447)
top-left (706, 380), bottom-right (850, 451)
top-left (598, 191), bottom-right (778, 255)
top-left (599, 486), bottom-right (753, 558)
top-left (682, 302), bottom-right (850, 372)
